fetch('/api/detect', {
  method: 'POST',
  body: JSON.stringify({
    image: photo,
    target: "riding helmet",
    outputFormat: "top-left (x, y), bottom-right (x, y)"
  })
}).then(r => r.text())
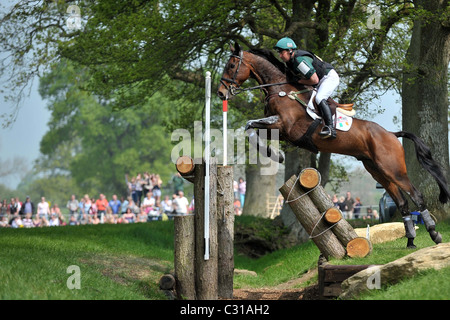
top-left (274, 37), bottom-right (297, 51)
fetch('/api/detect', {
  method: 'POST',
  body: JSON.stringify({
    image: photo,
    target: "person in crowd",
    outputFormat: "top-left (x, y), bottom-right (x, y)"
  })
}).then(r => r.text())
top-left (66, 194), bottom-right (79, 219)
top-left (48, 213), bottom-right (60, 227)
top-left (238, 177), bottom-right (246, 209)
top-left (161, 195), bottom-right (173, 216)
top-left (152, 174), bottom-right (163, 203)
top-left (22, 213), bottom-right (34, 228)
top-left (141, 191), bottom-right (155, 214)
top-left (120, 196), bottom-right (129, 215)
top-left (173, 191), bottom-right (189, 215)
top-left (332, 194), bottom-right (339, 207)
top-left (108, 194), bottom-right (121, 219)
top-left (137, 208), bottom-right (148, 223)
top-left (20, 196), bottom-right (35, 217)
top-left (337, 196), bottom-right (346, 218)
top-left (8, 197), bottom-right (19, 217)
top-left (91, 213), bottom-right (100, 225)
top-left (33, 214), bottom-right (43, 227)
top-left (233, 198), bottom-right (241, 216)
top-left (122, 208), bottom-right (136, 223)
top-left (0, 215), bottom-right (9, 227)
top-left (11, 215), bottom-right (23, 228)
top-left (69, 215), bottom-right (79, 226)
top-left (343, 191), bottom-right (355, 219)
top-left (353, 197), bottom-right (362, 219)
top-left (79, 213), bottom-right (90, 225)
top-left (50, 203), bottom-right (61, 216)
top-left (90, 197), bottom-right (98, 217)
top-left (104, 207), bottom-right (116, 224)
top-left (37, 197), bottom-right (50, 221)
top-left (95, 194), bottom-right (108, 222)
top-left (172, 172), bottom-right (184, 194)
top-left (233, 180), bottom-right (239, 200)
top-left (0, 199), bottom-right (8, 218)
top-left (127, 199), bottom-right (140, 215)
top-left (188, 196), bottom-right (195, 214)
top-left (135, 173), bottom-right (144, 206)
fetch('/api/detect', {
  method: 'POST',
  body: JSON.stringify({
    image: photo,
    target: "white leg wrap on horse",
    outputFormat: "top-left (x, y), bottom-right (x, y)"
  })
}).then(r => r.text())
top-left (403, 216), bottom-right (416, 239)
top-left (420, 209), bottom-right (436, 231)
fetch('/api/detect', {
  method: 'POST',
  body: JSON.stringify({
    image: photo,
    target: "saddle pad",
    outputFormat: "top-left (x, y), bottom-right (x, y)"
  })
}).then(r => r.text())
top-left (334, 110), bottom-right (352, 132)
top-left (306, 105), bottom-right (353, 132)
top-left (304, 90), bottom-right (353, 132)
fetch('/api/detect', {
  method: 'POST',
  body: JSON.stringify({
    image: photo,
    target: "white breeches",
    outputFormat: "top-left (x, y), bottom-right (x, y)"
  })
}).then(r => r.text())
top-left (315, 69), bottom-right (339, 104)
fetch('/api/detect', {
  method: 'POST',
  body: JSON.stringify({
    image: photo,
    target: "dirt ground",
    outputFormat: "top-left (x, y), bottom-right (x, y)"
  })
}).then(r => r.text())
top-left (231, 284), bottom-right (321, 300)
top-left (230, 268), bottom-right (322, 300)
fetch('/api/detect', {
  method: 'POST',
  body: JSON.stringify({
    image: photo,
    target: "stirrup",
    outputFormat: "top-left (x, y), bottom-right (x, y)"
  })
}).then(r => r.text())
top-left (319, 126), bottom-right (336, 139)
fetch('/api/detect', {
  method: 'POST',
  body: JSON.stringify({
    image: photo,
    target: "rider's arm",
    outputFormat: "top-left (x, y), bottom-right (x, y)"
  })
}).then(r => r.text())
top-left (293, 56), bottom-right (319, 86)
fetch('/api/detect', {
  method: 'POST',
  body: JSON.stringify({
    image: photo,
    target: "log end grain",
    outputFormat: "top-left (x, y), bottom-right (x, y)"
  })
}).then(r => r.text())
top-left (159, 274), bottom-right (176, 290)
top-left (176, 156), bottom-right (195, 175)
top-left (346, 237), bottom-right (373, 258)
top-left (325, 207), bottom-right (342, 224)
top-left (299, 168), bottom-right (320, 189)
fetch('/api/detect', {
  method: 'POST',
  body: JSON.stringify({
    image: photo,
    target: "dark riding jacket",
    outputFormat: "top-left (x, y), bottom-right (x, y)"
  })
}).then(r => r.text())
top-left (287, 50), bottom-right (334, 81)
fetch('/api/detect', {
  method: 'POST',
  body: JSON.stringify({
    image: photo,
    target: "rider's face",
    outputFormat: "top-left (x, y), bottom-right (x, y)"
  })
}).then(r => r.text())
top-left (278, 49), bottom-right (292, 62)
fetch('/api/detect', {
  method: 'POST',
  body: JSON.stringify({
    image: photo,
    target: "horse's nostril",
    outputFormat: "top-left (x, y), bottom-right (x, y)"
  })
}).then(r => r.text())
top-left (217, 91), bottom-right (225, 99)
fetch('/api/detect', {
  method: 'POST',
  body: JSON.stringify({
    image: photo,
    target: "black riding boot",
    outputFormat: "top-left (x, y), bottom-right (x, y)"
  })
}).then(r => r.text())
top-left (318, 100), bottom-right (336, 139)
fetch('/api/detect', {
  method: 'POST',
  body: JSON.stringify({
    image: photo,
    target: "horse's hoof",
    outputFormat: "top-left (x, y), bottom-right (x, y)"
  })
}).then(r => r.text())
top-left (431, 231), bottom-right (442, 244)
top-left (406, 244), bottom-right (417, 249)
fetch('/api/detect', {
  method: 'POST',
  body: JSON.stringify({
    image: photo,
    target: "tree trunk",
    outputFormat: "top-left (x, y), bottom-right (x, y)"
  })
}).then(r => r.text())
top-left (242, 159), bottom-right (277, 217)
top-left (280, 147), bottom-right (310, 244)
top-left (402, 0), bottom-right (450, 220)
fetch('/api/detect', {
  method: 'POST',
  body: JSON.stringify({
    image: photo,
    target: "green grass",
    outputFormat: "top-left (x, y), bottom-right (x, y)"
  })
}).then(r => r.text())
top-left (0, 223), bottom-right (175, 299)
top-left (0, 218), bottom-right (449, 299)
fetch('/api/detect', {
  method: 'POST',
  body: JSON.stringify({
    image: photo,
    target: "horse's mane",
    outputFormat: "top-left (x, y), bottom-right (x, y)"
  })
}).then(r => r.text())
top-left (248, 48), bottom-right (287, 74)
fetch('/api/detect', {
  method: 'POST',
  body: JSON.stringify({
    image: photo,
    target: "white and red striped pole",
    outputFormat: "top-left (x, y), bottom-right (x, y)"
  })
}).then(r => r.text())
top-left (222, 100), bottom-right (228, 166)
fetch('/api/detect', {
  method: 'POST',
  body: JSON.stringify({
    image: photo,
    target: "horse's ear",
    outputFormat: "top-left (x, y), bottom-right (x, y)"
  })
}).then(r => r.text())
top-left (230, 41), bottom-right (240, 55)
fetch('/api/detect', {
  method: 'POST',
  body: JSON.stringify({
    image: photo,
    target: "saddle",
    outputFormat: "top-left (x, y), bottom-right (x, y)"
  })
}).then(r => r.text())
top-left (287, 89), bottom-right (355, 132)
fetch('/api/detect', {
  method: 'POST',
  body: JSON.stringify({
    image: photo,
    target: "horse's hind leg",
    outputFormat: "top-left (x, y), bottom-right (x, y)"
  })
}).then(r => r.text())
top-left (368, 142), bottom-right (442, 245)
top-left (362, 159), bottom-right (417, 248)
top-left (393, 180), bottom-right (442, 244)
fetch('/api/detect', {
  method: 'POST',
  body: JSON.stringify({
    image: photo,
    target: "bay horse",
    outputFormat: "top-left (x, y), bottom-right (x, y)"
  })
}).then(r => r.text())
top-left (217, 42), bottom-right (449, 249)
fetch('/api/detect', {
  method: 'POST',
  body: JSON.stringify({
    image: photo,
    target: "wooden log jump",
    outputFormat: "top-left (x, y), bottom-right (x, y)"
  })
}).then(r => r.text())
top-left (280, 168), bottom-right (372, 260)
top-left (163, 156), bottom-right (234, 300)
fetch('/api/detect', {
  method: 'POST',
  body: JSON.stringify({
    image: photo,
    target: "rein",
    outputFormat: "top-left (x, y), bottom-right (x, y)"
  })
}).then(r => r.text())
top-left (220, 51), bottom-right (296, 97)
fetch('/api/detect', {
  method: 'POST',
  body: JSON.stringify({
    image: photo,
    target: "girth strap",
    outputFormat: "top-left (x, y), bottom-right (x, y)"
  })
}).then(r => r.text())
top-left (292, 118), bottom-right (321, 154)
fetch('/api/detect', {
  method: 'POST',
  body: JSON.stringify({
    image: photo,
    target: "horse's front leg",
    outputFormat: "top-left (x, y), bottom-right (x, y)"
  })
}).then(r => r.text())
top-left (245, 115), bottom-right (285, 163)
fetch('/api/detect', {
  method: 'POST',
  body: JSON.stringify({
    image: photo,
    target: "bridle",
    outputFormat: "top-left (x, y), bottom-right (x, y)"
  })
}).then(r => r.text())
top-left (220, 50), bottom-right (244, 97)
top-left (220, 50), bottom-right (296, 98)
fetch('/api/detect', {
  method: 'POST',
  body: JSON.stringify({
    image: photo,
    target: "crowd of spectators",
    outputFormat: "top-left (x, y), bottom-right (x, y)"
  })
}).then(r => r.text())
top-left (0, 172), bottom-right (196, 229)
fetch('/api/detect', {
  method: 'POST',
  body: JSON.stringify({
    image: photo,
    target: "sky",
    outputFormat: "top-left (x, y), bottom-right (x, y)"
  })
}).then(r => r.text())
top-left (0, 78), bottom-right (402, 190)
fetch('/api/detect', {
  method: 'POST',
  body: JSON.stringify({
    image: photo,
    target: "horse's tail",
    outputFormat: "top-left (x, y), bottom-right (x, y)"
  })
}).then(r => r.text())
top-left (394, 131), bottom-right (450, 204)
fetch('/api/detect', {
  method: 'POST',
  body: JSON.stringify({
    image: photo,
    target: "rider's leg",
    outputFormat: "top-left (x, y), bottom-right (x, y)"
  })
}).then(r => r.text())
top-left (315, 69), bottom-right (339, 139)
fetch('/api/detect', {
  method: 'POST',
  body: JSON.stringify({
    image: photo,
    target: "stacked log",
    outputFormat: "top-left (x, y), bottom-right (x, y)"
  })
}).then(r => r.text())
top-left (280, 168), bottom-right (372, 259)
top-left (162, 156), bottom-right (234, 300)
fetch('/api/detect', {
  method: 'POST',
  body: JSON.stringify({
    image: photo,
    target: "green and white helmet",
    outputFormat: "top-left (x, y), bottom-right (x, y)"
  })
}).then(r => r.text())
top-left (274, 37), bottom-right (297, 51)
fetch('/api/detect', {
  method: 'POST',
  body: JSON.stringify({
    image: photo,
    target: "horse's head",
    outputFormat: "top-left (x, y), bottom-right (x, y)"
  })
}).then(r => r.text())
top-left (217, 42), bottom-right (253, 101)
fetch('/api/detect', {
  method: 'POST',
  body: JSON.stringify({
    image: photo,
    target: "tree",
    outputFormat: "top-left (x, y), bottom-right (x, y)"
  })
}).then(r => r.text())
top-left (402, 0), bottom-right (450, 220)
top-left (37, 59), bottom-right (176, 197)
top-left (0, 1), bottom-right (427, 239)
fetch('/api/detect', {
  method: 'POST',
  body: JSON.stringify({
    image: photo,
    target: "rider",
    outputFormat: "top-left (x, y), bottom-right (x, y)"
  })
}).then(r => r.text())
top-left (274, 37), bottom-right (339, 139)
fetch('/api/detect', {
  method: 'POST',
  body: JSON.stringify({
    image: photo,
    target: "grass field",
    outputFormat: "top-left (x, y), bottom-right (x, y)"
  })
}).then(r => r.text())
top-left (0, 217), bottom-right (449, 300)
